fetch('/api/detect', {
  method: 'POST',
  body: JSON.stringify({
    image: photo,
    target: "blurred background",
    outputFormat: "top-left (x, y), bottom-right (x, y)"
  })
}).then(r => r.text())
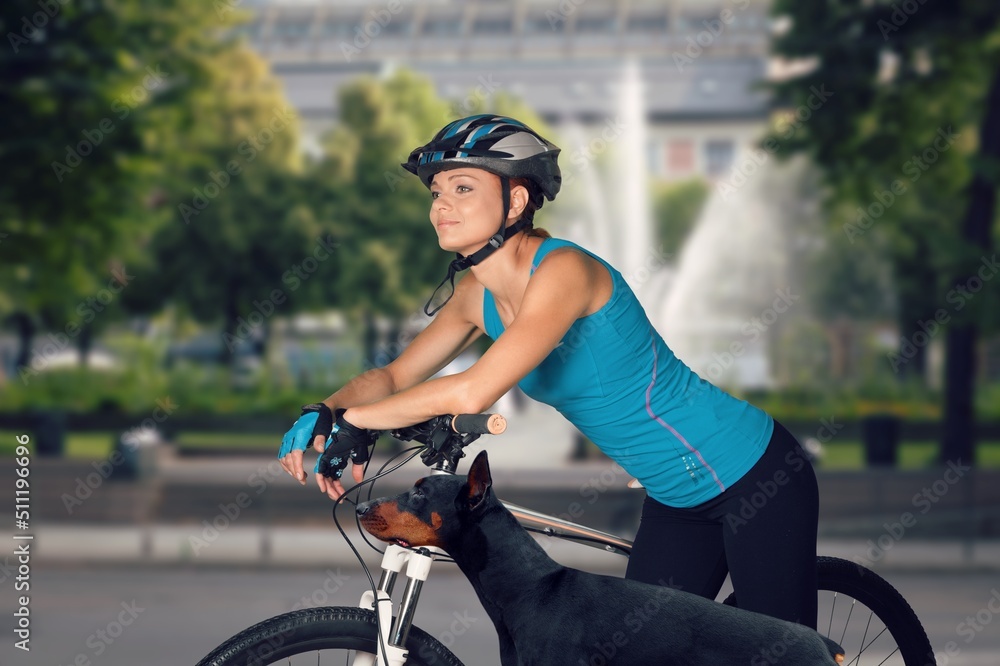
top-left (1, 0), bottom-right (1000, 664)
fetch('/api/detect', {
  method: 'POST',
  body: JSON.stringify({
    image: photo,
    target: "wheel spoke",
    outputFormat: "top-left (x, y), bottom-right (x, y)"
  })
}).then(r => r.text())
top-left (827, 591), bottom-right (837, 638)
top-left (838, 597), bottom-right (856, 647)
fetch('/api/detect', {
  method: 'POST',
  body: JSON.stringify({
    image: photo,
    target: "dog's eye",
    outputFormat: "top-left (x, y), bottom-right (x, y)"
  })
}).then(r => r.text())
top-left (411, 488), bottom-right (424, 500)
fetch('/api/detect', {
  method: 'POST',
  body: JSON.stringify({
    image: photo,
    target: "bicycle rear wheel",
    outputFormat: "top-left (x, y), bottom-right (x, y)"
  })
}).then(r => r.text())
top-left (196, 606), bottom-right (464, 666)
top-left (724, 556), bottom-right (935, 666)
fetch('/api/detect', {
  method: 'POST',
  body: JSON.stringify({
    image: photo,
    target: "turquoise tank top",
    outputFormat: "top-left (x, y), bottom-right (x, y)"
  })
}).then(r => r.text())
top-left (482, 238), bottom-right (773, 508)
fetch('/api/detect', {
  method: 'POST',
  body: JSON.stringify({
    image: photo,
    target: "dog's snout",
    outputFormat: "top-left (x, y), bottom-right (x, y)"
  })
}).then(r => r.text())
top-left (356, 501), bottom-right (372, 517)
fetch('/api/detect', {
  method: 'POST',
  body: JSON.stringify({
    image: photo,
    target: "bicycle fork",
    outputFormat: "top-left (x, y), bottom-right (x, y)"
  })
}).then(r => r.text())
top-left (353, 544), bottom-right (440, 666)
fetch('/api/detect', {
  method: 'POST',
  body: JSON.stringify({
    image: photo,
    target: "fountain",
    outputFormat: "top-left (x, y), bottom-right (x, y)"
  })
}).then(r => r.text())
top-left (553, 58), bottom-right (671, 318)
top-left (659, 151), bottom-right (816, 388)
top-left (552, 59), bottom-right (812, 390)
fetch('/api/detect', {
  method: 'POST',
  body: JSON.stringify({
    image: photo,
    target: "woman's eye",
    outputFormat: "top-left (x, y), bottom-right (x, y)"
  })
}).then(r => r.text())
top-left (457, 185), bottom-right (471, 193)
top-left (430, 191), bottom-right (440, 200)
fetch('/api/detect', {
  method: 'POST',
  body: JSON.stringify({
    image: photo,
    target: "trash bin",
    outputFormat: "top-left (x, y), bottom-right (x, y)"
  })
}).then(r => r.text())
top-left (114, 427), bottom-right (163, 480)
top-left (33, 410), bottom-right (67, 457)
top-left (862, 414), bottom-right (900, 466)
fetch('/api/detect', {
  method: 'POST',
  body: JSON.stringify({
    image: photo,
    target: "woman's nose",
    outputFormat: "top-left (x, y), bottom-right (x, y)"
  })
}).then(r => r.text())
top-left (432, 194), bottom-right (452, 211)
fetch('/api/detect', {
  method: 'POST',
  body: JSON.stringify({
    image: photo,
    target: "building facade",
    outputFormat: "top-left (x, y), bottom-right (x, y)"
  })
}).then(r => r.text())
top-left (240, 0), bottom-right (775, 182)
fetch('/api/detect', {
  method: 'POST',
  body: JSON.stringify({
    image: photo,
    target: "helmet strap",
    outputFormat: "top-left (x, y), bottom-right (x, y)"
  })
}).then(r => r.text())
top-left (423, 177), bottom-right (529, 316)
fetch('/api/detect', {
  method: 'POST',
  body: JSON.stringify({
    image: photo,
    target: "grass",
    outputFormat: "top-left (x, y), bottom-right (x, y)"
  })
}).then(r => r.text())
top-left (2, 430), bottom-right (998, 469)
top-left (816, 440), bottom-right (1000, 469)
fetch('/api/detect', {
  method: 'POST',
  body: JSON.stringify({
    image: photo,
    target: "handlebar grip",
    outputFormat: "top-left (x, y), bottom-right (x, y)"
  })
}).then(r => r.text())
top-left (451, 413), bottom-right (506, 435)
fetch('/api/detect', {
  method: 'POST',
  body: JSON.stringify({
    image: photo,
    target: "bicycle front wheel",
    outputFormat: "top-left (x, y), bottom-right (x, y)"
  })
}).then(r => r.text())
top-left (197, 606), bottom-right (465, 666)
top-left (724, 556), bottom-right (935, 666)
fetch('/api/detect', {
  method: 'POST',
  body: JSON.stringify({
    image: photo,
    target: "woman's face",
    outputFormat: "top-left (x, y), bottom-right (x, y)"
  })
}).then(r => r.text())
top-left (429, 168), bottom-right (508, 254)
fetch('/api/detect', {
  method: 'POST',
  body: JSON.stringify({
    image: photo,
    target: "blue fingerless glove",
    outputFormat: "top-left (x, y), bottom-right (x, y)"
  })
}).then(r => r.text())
top-left (278, 403), bottom-right (334, 460)
top-left (315, 411), bottom-right (378, 480)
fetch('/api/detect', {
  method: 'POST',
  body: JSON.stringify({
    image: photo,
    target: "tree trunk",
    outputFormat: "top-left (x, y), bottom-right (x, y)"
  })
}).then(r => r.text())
top-left (220, 283), bottom-right (240, 367)
top-left (941, 65), bottom-right (1000, 465)
top-left (825, 317), bottom-right (852, 380)
top-left (362, 310), bottom-right (378, 370)
top-left (898, 318), bottom-right (928, 381)
top-left (11, 312), bottom-right (35, 371)
top-left (76, 321), bottom-right (93, 368)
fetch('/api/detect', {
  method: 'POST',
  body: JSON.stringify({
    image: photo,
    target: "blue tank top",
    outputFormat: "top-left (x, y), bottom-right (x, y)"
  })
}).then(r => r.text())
top-left (482, 238), bottom-right (773, 508)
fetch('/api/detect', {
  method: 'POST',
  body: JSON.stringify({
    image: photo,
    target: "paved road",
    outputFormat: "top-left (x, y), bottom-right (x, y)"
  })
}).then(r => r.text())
top-left (1, 561), bottom-right (997, 666)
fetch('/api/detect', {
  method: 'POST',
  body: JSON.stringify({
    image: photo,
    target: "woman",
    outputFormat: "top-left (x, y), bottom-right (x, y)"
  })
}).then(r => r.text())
top-left (278, 114), bottom-right (820, 628)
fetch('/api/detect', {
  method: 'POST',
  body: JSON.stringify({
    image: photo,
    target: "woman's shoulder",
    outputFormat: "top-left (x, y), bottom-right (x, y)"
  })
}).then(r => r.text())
top-left (528, 241), bottom-right (614, 316)
top-left (533, 240), bottom-right (607, 280)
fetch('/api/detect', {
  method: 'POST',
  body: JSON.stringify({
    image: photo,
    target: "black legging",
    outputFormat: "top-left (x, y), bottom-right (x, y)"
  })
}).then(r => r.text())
top-left (625, 420), bottom-right (819, 629)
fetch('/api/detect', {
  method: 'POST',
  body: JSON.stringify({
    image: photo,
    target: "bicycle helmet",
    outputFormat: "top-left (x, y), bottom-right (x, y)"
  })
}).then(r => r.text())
top-left (403, 114), bottom-right (562, 315)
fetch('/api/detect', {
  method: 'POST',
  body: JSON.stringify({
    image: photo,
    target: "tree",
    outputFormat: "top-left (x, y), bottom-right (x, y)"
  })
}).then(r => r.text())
top-left (123, 46), bottom-right (323, 366)
top-left (803, 218), bottom-right (896, 380)
top-left (767, 0), bottom-right (1000, 464)
top-left (314, 70), bottom-right (454, 367)
top-left (652, 178), bottom-right (710, 258)
top-left (0, 0), bottom-right (240, 377)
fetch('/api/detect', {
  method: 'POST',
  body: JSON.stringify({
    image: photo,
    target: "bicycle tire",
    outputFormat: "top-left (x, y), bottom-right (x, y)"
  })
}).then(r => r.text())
top-left (723, 556), bottom-right (935, 666)
top-left (196, 606), bottom-right (465, 666)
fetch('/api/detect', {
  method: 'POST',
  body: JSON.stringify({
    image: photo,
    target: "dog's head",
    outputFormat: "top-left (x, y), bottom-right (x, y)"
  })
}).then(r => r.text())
top-left (356, 450), bottom-right (495, 550)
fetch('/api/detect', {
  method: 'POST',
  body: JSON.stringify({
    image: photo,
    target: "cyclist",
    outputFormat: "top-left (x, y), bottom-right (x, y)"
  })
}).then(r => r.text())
top-left (278, 114), bottom-right (820, 629)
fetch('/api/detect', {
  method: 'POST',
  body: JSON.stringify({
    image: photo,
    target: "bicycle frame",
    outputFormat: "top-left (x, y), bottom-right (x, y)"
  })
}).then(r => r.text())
top-left (351, 471), bottom-right (634, 666)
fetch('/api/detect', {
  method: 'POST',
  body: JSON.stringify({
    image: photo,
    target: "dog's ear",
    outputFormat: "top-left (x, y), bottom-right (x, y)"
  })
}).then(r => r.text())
top-left (464, 450), bottom-right (493, 512)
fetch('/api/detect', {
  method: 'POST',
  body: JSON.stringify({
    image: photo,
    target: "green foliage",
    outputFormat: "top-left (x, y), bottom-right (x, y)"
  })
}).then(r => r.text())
top-left (0, 0), bottom-right (239, 355)
top-left (767, 0), bottom-right (1000, 328)
top-left (768, 0), bottom-right (1000, 459)
top-left (315, 70), bottom-right (452, 322)
top-left (803, 213), bottom-right (896, 322)
top-left (652, 178), bottom-right (710, 257)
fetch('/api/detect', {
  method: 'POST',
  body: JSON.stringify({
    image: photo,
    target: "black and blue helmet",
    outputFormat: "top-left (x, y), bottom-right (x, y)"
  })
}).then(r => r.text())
top-left (402, 114), bottom-right (562, 206)
top-left (406, 115), bottom-right (563, 316)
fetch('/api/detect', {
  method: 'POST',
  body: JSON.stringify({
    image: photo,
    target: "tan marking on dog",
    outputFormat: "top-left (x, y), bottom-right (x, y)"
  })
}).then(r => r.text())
top-left (360, 501), bottom-right (443, 548)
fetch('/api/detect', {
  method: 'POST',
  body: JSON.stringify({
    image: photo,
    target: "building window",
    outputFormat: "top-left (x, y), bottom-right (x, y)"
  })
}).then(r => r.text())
top-left (704, 139), bottom-right (735, 177)
top-left (423, 16), bottom-right (463, 36)
top-left (379, 16), bottom-right (411, 36)
top-left (627, 14), bottom-right (668, 33)
top-left (667, 139), bottom-right (694, 174)
top-left (524, 14), bottom-right (564, 34)
top-left (575, 15), bottom-right (617, 33)
top-left (322, 18), bottom-right (356, 38)
top-left (473, 17), bottom-right (512, 35)
top-left (273, 18), bottom-right (312, 41)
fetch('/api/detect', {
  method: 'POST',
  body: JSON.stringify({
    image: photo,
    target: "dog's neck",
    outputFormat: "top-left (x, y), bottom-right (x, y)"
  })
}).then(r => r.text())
top-left (448, 501), bottom-right (563, 622)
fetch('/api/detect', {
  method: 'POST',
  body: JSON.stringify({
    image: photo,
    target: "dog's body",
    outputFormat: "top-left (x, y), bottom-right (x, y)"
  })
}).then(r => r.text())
top-left (358, 452), bottom-right (845, 666)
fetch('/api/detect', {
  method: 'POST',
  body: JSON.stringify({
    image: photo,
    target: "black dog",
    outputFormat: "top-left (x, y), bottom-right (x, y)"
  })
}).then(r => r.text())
top-left (357, 451), bottom-right (845, 665)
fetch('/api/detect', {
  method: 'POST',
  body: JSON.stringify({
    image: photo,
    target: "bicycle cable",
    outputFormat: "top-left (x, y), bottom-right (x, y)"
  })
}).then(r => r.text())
top-left (328, 439), bottom-right (457, 666)
top-left (330, 443), bottom-right (421, 666)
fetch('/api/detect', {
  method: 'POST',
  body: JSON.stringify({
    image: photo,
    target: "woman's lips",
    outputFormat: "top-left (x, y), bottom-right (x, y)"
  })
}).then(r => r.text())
top-left (436, 219), bottom-right (459, 229)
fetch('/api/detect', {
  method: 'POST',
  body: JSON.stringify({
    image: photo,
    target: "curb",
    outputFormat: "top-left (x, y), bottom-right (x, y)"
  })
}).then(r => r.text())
top-left (11, 527), bottom-right (1000, 573)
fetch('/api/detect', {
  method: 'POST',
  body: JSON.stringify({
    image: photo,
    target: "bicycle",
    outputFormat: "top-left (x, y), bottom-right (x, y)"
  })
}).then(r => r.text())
top-left (197, 413), bottom-right (935, 666)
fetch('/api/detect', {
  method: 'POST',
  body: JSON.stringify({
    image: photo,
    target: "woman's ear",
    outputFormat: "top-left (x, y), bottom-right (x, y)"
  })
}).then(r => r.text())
top-left (507, 184), bottom-right (528, 220)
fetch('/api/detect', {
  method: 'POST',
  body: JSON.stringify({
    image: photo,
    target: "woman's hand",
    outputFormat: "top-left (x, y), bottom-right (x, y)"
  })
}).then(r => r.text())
top-left (278, 404), bottom-right (334, 485)
top-left (314, 410), bottom-right (378, 501)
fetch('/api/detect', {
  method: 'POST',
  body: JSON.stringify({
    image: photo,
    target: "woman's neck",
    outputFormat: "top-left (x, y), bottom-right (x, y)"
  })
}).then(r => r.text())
top-left (468, 232), bottom-right (542, 309)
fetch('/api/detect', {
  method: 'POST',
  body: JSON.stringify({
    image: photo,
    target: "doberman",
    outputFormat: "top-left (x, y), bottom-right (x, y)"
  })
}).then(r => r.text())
top-left (357, 451), bottom-right (846, 665)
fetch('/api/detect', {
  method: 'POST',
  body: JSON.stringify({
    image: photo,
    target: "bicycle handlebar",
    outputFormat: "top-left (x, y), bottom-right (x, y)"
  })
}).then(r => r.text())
top-left (452, 413), bottom-right (506, 435)
top-left (390, 413), bottom-right (505, 472)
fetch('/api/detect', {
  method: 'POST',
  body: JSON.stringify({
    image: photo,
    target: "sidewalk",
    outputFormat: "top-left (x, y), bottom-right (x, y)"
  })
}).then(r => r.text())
top-left (13, 522), bottom-right (1000, 572)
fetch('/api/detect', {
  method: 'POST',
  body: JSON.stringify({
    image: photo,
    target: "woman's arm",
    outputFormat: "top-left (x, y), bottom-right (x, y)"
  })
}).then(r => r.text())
top-left (343, 250), bottom-right (602, 430)
top-left (281, 273), bottom-right (483, 494)
top-left (318, 273), bottom-right (485, 412)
